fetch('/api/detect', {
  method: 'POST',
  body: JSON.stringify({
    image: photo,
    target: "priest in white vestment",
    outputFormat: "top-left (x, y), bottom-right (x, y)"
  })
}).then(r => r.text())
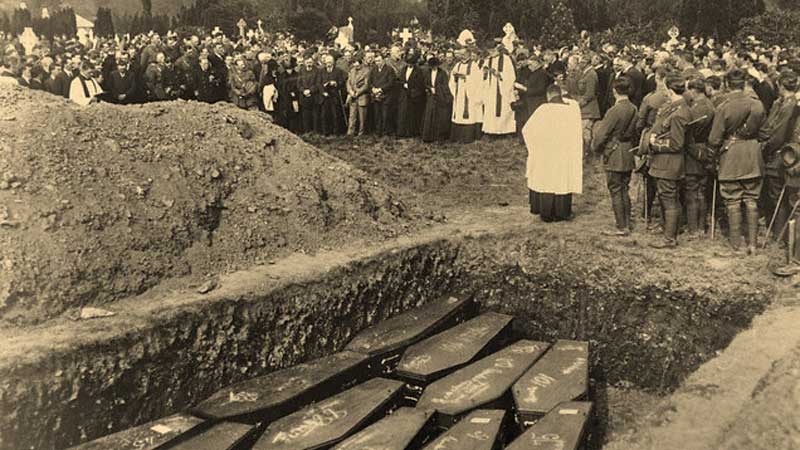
top-left (523, 84), bottom-right (583, 222)
top-left (481, 45), bottom-right (516, 135)
top-left (449, 48), bottom-right (483, 143)
top-left (69, 62), bottom-right (103, 106)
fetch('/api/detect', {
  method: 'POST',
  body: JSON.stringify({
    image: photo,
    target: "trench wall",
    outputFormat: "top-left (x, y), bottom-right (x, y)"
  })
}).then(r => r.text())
top-left (0, 241), bottom-right (463, 450)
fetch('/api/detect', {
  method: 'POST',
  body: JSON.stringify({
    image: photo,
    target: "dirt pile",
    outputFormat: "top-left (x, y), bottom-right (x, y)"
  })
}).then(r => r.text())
top-left (0, 86), bottom-right (431, 326)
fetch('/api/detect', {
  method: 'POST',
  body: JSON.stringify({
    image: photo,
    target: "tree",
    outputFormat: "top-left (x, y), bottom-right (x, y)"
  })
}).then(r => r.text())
top-left (142, 0), bottom-right (153, 17)
top-left (94, 7), bottom-right (116, 37)
top-left (286, 7), bottom-right (331, 42)
top-left (0, 12), bottom-right (10, 34)
top-left (737, 9), bottom-right (800, 46)
top-left (11, 6), bottom-right (32, 36)
top-left (540, 0), bottom-right (578, 48)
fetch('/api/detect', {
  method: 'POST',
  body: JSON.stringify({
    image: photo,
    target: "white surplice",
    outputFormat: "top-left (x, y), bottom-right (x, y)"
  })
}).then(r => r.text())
top-left (523, 99), bottom-right (583, 195)
top-left (481, 53), bottom-right (516, 135)
top-left (448, 60), bottom-right (483, 125)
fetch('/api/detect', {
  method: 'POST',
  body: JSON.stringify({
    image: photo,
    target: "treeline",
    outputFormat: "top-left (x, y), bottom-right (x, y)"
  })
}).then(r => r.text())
top-left (0, 6), bottom-right (77, 39)
top-left (1, 0), bottom-right (798, 49)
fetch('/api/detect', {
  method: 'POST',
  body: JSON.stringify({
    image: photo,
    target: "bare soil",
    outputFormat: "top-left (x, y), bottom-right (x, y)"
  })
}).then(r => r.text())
top-left (0, 86), bottom-right (432, 326)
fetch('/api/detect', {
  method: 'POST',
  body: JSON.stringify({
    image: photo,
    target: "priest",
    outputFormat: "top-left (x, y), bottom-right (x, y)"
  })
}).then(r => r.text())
top-left (524, 85), bottom-right (583, 222)
top-left (449, 47), bottom-right (483, 143)
top-left (481, 44), bottom-right (517, 136)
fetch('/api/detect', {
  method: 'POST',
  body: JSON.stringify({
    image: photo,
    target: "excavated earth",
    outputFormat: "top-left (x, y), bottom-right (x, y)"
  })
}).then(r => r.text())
top-left (0, 85), bottom-right (798, 450)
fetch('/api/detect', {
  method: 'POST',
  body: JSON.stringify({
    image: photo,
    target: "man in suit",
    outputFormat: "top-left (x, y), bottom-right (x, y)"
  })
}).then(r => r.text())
top-left (319, 55), bottom-right (347, 135)
top-left (108, 56), bottom-right (137, 104)
top-left (346, 57), bottom-right (371, 137)
top-left (370, 53), bottom-right (397, 136)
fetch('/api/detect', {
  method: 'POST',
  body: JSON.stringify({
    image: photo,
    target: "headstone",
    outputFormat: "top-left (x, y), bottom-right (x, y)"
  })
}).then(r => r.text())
top-left (416, 340), bottom-right (550, 428)
top-left (421, 410), bottom-right (505, 450)
top-left (193, 351), bottom-right (371, 423)
top-left (67, 413), bottom-right (205, 450)
top-left (397, 312), bottom-right (514, 384)
top-left (254, 378), bottom-right (405, 450)
top-left (505, 402), bottom-right (592, 450)
top-left (19, 27), bottom-right (38, 55)
top-left (331, 407), bottom-right (434, 450)
top-left (169, 422), bottom-right (257, 450)
top-left (237, 19), bottom-right (247, 38)
top-left (346, 296), bottom-right (476, 373)
top-left (512, 340), bottom-right (589, 427)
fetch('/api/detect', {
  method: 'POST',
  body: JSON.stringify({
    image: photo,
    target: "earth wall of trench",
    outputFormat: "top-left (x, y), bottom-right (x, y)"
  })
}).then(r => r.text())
top-left (0, 232), bottom-right (774, 450)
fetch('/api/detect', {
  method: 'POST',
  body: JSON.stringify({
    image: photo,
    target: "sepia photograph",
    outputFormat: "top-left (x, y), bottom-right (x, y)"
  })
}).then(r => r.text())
top-left (0, 0), bottom-right (798, 449)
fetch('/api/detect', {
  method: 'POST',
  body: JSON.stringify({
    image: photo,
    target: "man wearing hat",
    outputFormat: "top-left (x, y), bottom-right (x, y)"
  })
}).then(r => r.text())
top-left (644, 73), bottom-right (693, 248)
top-left (449, 46), bottom-right (483, 144)
top-left (346, 54), bottom-right (371, 136)
top-left (758, 70), bottom-right (800, 240)
top-left (709, 69), bottom-right (767, 255)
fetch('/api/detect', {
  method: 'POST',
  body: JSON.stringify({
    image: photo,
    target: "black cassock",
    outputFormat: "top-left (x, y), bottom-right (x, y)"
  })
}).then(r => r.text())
top-left (396, 65), bottom-right (427, 138)
top-left (421, 68), bottom-right (453, 143)
top-left (514, 67), bottom-right (551, 136)
top-left (277, 70), bottom-right (302, 134)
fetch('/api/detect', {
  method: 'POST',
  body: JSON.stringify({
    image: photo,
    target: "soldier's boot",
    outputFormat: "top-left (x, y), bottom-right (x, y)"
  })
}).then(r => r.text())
top-left (727, 204), bottom-right (745, 255)
top-left (745, 200), bottom-right (759, 255)
top-left (685, 191), bottom-right (701, 240)
top-left (650, 208), bottom-right (680, 249)
top-left (603, 195), bottom-right (629, 236)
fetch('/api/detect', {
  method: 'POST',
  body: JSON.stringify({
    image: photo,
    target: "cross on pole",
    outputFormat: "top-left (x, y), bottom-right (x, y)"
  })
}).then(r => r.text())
top-left (399, 28), bottom-right (413, 44)
top-left (237, 18), bottom-right (247, 38)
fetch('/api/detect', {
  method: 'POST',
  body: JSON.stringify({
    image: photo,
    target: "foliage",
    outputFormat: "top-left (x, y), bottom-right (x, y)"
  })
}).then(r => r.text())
top-left (11, 6), bottom-right (32, 36)
top-left (286, 7), bottom-right (331, 42)
top-left (677, 0), bottom-right (765, 41)
top-left (737, 9), bottom-right (800, 46)
top-left (539, 0), bottom-right (578, 49)
top-left (94, 7), bottom-right (116, 38)
top-left (114, 12), bottom-right (171, 35)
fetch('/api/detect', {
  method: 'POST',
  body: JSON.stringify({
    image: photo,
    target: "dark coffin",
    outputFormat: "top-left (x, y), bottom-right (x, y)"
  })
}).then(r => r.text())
top-left (253, 378), bottom-right (405, 450)
top-left (512, 340), bottom-right (589, 427)
top-left (67, 413), bottom-right (205, 450)
top-left (346, 296), bottom-right (476, 372)
top-left (505, 402), bottom-right (592, 450)
top-left (420, 409), bottom-right (505, 450)
top-left (416, 340), bottom-right (550, 427)
top-left (331, 407), bottom-right (434, 450)
top-left (193, 351), bottom-right (370, 423)
top-left (396, 312), bottom-right (514, 384)
top-left (169, 422), bottom-right (257, 450)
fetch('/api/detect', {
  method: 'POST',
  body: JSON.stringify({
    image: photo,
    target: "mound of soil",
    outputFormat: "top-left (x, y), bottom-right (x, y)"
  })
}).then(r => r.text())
top-left (719, 340), bottom-right (800, 449)
top-left (0, 86), bottom-right (430, 326)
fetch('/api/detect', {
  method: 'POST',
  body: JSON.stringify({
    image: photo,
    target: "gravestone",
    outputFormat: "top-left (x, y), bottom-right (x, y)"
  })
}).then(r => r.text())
top-left (505, 402), bottom-right (592, 450)
top-left (416, 340), bottom-right (549, 427)
top-left (346, 296), bottom-right (476, 373)
top-left (169, 422), bottom-right (256, 450)
top-left (397, 312), bottom-right (514, 384)
top-left (420, 409), bottom-right (505, 450)
top-left (512, 340), bottom-right (589, 427)
top-left (331, 407), bottom-right (434, 450)
top-left (193, 351), bottom-right (370, 423)
top-left (67, 413), bottom-right (205, 450)
top-left (254, 378), bottom-right (405, 450)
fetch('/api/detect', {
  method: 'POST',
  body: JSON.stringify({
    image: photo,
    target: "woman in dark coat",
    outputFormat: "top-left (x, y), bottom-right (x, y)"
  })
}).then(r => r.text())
top-left (421, 57), bottom-right (453, 143)
top-left (396, 52), bottom-right (427, 138)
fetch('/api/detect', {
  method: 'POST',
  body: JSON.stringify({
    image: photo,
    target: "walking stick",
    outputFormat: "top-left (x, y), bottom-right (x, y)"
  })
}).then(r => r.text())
top-left (337, 90), bottom-right (348, 130)
top-left (643, 174), bottom-right (649, 227)
top-left (776, 197), bottom-right (800, 243)
top-left (763, 183), bottom-right (787, 249)
top-left (710, 178), bottom-right (718, 240)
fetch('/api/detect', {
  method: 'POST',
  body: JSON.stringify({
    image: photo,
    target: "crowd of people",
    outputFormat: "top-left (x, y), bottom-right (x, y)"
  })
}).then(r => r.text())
top-left (5, 22), bottom-right (800, 272)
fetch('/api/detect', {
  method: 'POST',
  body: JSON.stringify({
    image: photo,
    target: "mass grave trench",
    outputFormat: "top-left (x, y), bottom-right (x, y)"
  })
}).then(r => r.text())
top-left (4, 231), bottom-right (772, 450)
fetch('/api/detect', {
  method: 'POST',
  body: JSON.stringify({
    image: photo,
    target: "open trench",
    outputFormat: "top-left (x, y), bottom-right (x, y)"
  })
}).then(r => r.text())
top-left (0, 229), bottom-right (772, 450)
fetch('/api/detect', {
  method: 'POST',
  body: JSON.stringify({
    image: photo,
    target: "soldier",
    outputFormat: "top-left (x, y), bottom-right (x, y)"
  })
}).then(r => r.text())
top-left (592, 77), bottom-right (639, 236)
top-left (708, 69), bottom-right (767, 255)
top-left (758, 70), bottom-right (799, 240)
top-left (645, 73), bottom-right (693, 249)
top-left (637, 67), bottom-right (671, 229)
top-left (684, 78), bottom-right (715, 238)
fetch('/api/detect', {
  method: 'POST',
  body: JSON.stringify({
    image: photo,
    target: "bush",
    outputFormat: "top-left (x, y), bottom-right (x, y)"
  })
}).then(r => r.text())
top-left (286, 7), bottom-right (331, 42)
top-left (737, 10), bottom-right (800, 47)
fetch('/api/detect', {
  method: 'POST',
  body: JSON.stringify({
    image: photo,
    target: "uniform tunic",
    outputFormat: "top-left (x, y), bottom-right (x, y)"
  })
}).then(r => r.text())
top-left (709, 91), bottom-right (766, 182)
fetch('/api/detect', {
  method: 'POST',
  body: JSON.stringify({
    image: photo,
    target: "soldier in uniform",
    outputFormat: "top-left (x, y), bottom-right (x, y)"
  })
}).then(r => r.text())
top-left (684, 78), bottom-right (715, 238)
top-left (592, 77), bottom-right (639, 236)
top-left (644, 74), bottom-right (693, 248)
top-left (757, 70), bottom-right (799, 240)
top-left (708, 69), bottom-right (767, 255)
top-left (637, 67), bottom-right (671, 229)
